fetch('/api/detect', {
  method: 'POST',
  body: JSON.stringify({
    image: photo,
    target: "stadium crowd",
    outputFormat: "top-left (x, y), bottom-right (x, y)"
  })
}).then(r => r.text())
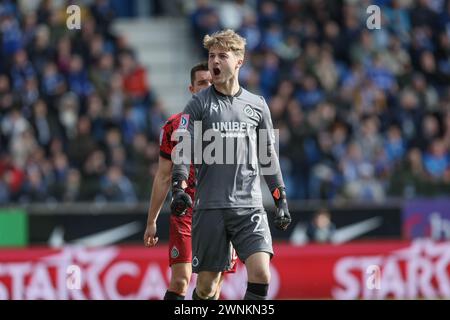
top-left (0, 0), bottom-right (165, 204)
top-left (1, 0), bottom-right (450, 204)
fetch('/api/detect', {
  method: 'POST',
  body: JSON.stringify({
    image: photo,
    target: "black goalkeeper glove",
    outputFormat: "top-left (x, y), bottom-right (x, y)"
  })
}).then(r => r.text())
top-left (170, 180), bottom-right (193, 216)
top-left (271, 186), bottom-right (291, 231)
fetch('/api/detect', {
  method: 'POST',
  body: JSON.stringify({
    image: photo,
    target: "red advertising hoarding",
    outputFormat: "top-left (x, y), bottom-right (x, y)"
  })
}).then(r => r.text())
top-left (0, 239), bottom-right (449, 300)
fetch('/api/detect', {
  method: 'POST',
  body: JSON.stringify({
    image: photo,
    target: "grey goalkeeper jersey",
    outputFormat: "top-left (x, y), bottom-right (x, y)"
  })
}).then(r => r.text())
top-left (172, 85), bottom-right (284, 209)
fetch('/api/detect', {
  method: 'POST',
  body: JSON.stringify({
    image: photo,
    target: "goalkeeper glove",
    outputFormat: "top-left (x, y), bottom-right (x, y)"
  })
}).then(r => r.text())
top-left (271, 186), bottom-right (291, 230)
top-left (170, 180), bottom-right (193, 216)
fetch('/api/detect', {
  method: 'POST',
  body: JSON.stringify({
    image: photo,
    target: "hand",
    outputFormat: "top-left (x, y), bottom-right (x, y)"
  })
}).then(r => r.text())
top-left (272, 187), bottom-right (292, 231)
top-left (144, 223), bottom-right (158, 247)
top-left (170, 181), bottom-right (193, 216)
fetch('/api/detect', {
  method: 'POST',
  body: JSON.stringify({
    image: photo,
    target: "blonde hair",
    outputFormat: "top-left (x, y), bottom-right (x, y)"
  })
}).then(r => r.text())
top-left (203, 29), bottom-right (246, 57)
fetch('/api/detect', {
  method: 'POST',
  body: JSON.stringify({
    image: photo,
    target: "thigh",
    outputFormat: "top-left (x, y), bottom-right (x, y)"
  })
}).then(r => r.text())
top-left (225, 208), bottom-right (274, 263)
top-left (192, 209), bottom-right (231, 273)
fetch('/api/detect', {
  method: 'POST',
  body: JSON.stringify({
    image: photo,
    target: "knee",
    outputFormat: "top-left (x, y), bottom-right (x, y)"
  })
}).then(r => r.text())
top-left (170, 276), bottom-right (190, 295)
top-left (249, 267), bottom-right (271, 284)
top-left (197, 276), bottom-right (220, 298)
top-left (196, 285), bottom-right (215, 298)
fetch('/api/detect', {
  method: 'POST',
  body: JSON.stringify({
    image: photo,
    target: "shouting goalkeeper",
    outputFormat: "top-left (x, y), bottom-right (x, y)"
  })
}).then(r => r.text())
top-left (144, 62), bottom-right (236, 300)
top-left (171, 29), bottom-right (291, 300)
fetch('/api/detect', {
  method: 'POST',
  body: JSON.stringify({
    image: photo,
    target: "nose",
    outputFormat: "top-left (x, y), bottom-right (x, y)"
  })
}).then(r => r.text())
top-left (211, 56), bottom-right (219, 65)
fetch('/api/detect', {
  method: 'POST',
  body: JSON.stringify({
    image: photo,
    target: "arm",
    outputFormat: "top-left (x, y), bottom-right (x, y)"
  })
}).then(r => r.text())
top-left (258, 97), bottom-right (291, 230)
top-left (172, 97), bottom-right (202, 184)
top-left (144, 156), bottom-right (172, 247)
top-left (171, 98), bottom-right (202, 215)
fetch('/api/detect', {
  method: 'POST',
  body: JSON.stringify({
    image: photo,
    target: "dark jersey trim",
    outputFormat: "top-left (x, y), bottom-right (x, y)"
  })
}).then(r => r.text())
top-left (160, 150), bottom-right (171, 160)
top-left (213, 85), bottom-right (242, 98)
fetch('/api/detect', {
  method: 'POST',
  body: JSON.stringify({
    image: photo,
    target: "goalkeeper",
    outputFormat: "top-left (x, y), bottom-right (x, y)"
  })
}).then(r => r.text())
top-left (144, 62), bottom-right (237, 300)
top-left (171, 30), bottom-right (291, 300)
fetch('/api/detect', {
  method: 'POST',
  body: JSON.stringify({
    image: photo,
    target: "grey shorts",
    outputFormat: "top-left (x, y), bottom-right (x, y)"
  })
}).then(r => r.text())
top-left (191, 207), bottom-right (274, 273)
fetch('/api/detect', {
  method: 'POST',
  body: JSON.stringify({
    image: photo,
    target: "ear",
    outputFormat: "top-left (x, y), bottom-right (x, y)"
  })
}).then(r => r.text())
top-left (236, 58), bottom-right (243, 69)
top-left (189, 85), bottom-right (194, 94)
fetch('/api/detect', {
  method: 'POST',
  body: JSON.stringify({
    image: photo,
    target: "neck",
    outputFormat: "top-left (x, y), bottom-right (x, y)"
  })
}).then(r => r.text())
top-left (214, 76), bottom-right (240, 96)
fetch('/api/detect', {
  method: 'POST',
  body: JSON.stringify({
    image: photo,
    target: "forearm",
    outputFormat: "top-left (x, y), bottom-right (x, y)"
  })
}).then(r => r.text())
top-left (172, 164), bottom-right (190, 183)
top-left (263, 146), bottom-right (291, 230)
top-left (172, 100), bottom-right (199, 183)
top-left (262, 144), bottom-right (285, 192)
top-left (146, 170), bottom-right (171, 225)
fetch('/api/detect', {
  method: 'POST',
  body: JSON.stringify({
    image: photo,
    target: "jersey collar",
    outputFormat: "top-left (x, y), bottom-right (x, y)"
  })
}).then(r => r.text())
top-left (213, 85), bottom-right (242, 99)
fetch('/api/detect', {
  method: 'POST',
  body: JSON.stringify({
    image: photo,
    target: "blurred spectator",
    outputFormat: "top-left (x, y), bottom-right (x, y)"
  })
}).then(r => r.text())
top-left (62, 168), bottom-right (81, 202)
top-left (340, 142), bottom-right (386, 202)
top-left (99, 165), bottom-right (137, 203)
top-left (90, 0), bottom-right (116, 36)
top-left (28, 25), bottom-right (54, 75)
top-left (384, 124), bottom-right (406, 164)
top-left (218, 0), bottom-right (254, 30)
top-left (296, 75), bottom-right (324, 111)
top-left (190, 0), bottom-right (221, 54)
top-left (423, 138), bottom-right (450, 179)
top-left (41, 62), bottom-right (66, 101)
top-left (67, 116), bottom-right (97, 168)
top-left (356, 116), bottom-right (383, 162)
top-left (119, 51), bottom-right (151, 105)
top-left (58, 92), bottom-right (79, 139)
top-left (388, 148), bottom-right (428, 197)
top-left (68, 54), bottom-right (94, 99)
top-left (30, 99), bottom-right (62, 149)
top-left (10, 50), bottom-right (36, 92)
top-left (20, 164), bottom-right (48, 203)
top-left (82, 149), bottom-right (107, 201)
top-left (306, 208), bottom-right (336, 243)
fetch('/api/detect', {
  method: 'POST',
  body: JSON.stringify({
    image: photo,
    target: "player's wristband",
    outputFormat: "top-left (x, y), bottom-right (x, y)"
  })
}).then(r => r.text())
top-left (271, 186), bottom-right (286, 207)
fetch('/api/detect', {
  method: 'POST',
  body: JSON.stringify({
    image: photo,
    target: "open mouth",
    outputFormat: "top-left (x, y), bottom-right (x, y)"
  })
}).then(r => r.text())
top-left (213, 68), bottom-right (221, 76)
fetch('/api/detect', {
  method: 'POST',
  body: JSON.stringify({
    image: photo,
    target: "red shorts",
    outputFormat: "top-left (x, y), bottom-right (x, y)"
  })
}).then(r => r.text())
top-left (168, 209), bottom-right (238, 273)
top-left (168, 208), bottom-right (193, 266)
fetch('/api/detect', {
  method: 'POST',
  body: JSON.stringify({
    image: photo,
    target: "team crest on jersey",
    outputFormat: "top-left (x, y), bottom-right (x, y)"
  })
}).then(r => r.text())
top-left (192, 256), bottom-right (199, 267)
top-left (178, 114), bottom-right (190, 130)
top-left (171, 246), bottom-right (179, 259)
top-left (244, 104), bottom-right (256, 118)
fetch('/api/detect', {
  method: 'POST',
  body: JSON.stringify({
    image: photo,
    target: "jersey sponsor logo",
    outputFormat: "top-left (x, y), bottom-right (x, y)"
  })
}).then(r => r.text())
top-left (211, 121), bottom-right (254, 138)
top-left (178, 114), bottom-right (190, 130)
top-left (171, 246), bottom-right (179, 259)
